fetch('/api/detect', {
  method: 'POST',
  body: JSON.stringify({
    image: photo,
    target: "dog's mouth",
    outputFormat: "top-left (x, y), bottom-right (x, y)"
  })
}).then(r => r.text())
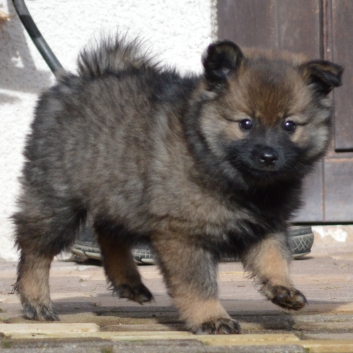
top-left (229, 155), bottom-right (284, 176)
top-left (247, 165), bottom-right (282, 177)
top-left (230, 157), bottom-right (287, 181)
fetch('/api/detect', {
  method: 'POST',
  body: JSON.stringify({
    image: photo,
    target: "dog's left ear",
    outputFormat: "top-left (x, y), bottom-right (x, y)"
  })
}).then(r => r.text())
top-left (202, 40), bottom-right (244, 88)
top-left (300, 60), bottom-right (344, 95)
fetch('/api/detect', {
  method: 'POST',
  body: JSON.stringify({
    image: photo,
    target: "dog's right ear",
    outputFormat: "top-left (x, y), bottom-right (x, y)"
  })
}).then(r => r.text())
top-left (202, 40), bottom-right (244, 88)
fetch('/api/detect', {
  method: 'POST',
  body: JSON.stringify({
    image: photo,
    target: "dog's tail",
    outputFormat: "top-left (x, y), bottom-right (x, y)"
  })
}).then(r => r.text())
top-left (77, 35), bottom-right (157, 78)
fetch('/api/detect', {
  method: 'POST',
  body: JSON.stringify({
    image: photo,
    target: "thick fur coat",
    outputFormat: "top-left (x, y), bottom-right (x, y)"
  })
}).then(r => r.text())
top-left (13, 36), bottom-right (343, 334)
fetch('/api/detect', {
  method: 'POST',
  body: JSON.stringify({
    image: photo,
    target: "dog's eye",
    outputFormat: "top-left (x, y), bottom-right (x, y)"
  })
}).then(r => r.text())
top-left (239, 119), bottom-right (253, 131)
top-left (283, 120), bottom-right (296, 133)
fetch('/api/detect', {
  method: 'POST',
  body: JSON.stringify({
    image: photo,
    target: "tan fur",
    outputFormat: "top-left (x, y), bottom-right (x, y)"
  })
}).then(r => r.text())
top-left (175, 294), bottom-right (230, 329)
top-left (16, 255), bottom-right (55, 321)
top-left (97, 237), bottom-right (142, 286)
top-left (243, 236), bottom-right (292, 288)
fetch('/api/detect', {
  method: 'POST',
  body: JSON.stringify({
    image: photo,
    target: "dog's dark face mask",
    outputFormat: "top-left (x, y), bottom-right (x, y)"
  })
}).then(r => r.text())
top-left (226, 122), bottom-right (305, 182)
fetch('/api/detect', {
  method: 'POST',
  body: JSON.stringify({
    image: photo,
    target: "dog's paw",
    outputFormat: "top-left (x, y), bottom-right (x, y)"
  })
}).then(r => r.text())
top-left (114, 283), bottom-right (153, 304)
top-left (269, 285), bottom-right (307, 310)
top-left (193, 318), bottom-right (240, 335)
top-left (23, 301), bottom-right (59, 321)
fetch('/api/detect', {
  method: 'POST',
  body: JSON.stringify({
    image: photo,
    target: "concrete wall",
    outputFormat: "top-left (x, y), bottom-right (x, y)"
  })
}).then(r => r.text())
top-left (0, 0), bottom-right (216, 260)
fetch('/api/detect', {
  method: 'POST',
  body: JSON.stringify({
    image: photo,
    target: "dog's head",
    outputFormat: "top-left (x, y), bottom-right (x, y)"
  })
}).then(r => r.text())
top-left (193, 41), bottom-right (343, 185)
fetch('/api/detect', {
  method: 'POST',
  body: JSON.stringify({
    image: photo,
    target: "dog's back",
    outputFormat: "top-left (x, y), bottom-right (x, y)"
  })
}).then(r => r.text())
top-left (22, 36), bottom-right (198, 226)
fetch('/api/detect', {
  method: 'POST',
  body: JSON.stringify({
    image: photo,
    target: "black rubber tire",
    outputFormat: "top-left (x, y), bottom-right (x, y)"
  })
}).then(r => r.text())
top-left (289, 226), bottom-right (314, 259)
top-left (71, 226), bottom-right (314, 263)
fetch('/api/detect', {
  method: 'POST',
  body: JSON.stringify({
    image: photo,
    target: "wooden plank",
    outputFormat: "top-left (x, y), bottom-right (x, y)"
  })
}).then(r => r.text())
top-left (217, 0), bottom-right (321, 55)
top-left (2, 331), bottom-right (353, 353)
top-left (302, 340), bottom-right (353, 353)
top-left (200, 333), bottom-right (300, 346)
top-left (217, 0), bottom-right (277, 48)
top-left (324, 158), bottom-right (353, 221)
top-left (0, 323), bottom-right (99, 334)
top-left (293, 161), bottom-right (324, 222)
top-left (3, 329), bottom-right (353, 352)
top-left (0, 329), bottom-right (300, 344)
top-left (331, 0), bottom-right (353, 151)
top-left (276, 0), bottom-right (321, 57)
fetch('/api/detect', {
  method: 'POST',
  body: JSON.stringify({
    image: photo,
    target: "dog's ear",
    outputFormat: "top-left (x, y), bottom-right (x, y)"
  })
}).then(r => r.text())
top-left (202, 40), bottom-right (244, 87)
top-left (300, 60), bottom-right (344, 95)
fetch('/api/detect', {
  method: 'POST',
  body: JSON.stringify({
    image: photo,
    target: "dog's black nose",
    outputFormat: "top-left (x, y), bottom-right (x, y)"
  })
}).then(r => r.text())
top-left (259, 149), bottom-right (278, 166)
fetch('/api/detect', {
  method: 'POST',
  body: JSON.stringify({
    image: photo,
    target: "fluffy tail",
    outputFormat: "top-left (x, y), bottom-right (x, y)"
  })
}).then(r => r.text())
top-left (77, 35), bottom-right (157, 78)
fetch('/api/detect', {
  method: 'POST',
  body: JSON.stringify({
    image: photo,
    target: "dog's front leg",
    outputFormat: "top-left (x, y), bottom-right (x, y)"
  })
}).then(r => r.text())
top-left (152, 234), bottom-right (240, 334)
top-left (242, 233), bottom-right (307, 310)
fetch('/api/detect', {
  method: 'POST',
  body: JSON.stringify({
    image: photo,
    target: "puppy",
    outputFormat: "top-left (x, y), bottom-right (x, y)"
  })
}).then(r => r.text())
top-left (13, 36), bottom-right (343, 334)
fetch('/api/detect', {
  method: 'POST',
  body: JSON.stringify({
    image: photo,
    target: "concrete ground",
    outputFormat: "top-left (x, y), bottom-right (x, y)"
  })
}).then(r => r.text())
top-left (0, 226), bottom-right (352, 352)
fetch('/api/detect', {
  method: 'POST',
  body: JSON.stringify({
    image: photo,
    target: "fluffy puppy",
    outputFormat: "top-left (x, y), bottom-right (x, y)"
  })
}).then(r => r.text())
top-left (13, 36), bottom-right (343, 334)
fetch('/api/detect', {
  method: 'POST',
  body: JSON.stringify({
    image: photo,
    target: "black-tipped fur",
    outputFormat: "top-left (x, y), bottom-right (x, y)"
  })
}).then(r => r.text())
top-left (202, 40), bottom-right (244, 86)
top-left (13, 36), bottom-right (343, 334)
top-left (78, 35), bottom-right (159, 77)
top-left (300, 59), bottom-right (344, 94)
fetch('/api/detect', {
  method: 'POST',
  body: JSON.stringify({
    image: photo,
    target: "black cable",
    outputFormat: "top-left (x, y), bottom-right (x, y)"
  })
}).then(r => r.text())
top-left (12, 0), bottom-right (64, 77)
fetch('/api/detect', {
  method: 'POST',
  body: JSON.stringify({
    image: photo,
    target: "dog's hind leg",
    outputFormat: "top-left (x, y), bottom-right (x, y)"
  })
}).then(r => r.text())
top-left (241, 234), bottom-right (307, 310)
top-left (13, 193), bottom-right (85, 321)
top-left (15, 252), bottom-right (57, 321)
top-left (94, 221), bottom-right (153, 304)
